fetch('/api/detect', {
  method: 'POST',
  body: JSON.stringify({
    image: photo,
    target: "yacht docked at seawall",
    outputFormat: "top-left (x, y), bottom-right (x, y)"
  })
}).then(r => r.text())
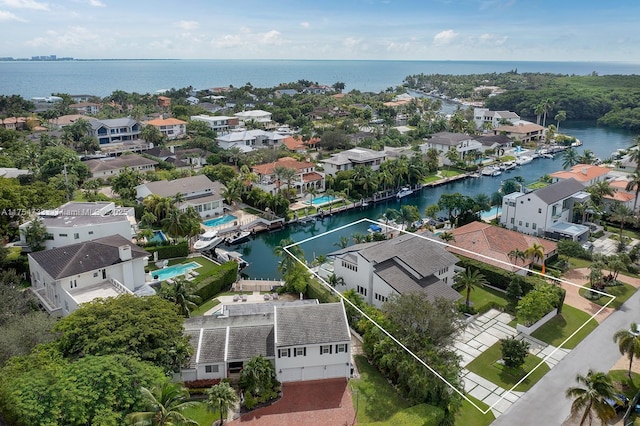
top-left (193, 230), bottom-right (223, 251)
top-left (515, 155), bottom-right (533, 166)
top-left (396, 186), bottom-right (414, 198)
top-left (480, 166), bottom-right (502, 177)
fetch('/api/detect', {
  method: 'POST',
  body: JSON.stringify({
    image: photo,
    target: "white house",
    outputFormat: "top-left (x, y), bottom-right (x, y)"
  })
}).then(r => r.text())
top-left (190, 114), bottom-right (240, 135)
top-left (500, 178), bottom-right (591, 242)
top-left (329, 232), bottom-right (460, 308)
top-left (216, 129), bottom-right (287, 152)
top-left (90, 118), bottom-right (142, 146)
top-left (420, 132), bottom-right (483, 165)
top-left (319, 148), bottom-right (387, 176)
top-left (252, 157), bottom-right (325, 196)
top-left (145, 117), bottom-right (187, 140)
top-left (135, 175), bottom-right (226, 219)
top-left (27, 235), bottom-right (150, 317)
top-left (473, 108), bottom-right (520, 129)
top-left (492, 123), bottom-right (545, 144)
top-left (84, 154), bottom-right (157, 179)
top-left (19, 202), bottom-right (136, 250)
top-left (176, 300), bottom-right (351, 383)
top-left (234, 110), bottom-right (274, 128)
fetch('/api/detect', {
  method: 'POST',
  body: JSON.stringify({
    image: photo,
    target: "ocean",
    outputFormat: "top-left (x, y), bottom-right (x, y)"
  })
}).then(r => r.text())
top-left (1, 59), bottom-right (640, 99)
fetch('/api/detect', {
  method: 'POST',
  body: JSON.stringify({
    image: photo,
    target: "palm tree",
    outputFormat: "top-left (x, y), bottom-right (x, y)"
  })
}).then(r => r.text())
top-left (541, 98), bottom-right (555, 128)
top-left (534, 103), bottom-right (545, 125)
top-left (327, 272), bottom-right (345, 287)
top-left (163, 276), bottom-right (201, 317)
top-left (206, 381), bottom-right (238, 425)
top-left (525, 242), bottom-right (546, 275)
top-left (162, 208), bottom-right (187, 239)
top-left (456, 268), bottom-right (488, 308)
top-left (334, 236), bottom-right (350, 249)
top-left (273, 238), bottom-right (304, 274)
top-left (609, 202), bottom-right (634, 243)
top-left (577, 149), bottom-right (597, 165)
top-left (562, 148), bottom-right (579, 169)
top-left (127, 381), bottom-right (199, 426)
top-left (587, 180), bottom-right (614, 209)
top-left (508, 248), bottom-right (526, 267)
top-left (397, 205), bottom-right (421, 229)
top-left (555, 110), bottom-right (567, 133)
top-left (221, 178), bottom-right (243, 207)
top-left (612, 323), bottom-right (640, 378)
top-left (625, 169), bottom-right (640, 212)
top-left (439, 231), bottom-right (456, 242)
top-left (565, 369), bottom-right (617, 426)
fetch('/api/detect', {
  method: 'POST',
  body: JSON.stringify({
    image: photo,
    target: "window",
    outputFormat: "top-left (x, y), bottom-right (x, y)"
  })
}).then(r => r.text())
top-left (518, 221), bottom-right (522, 226)
top-left (88, 231), bottom-right (94, 235)
top-left (356, 285), bottom-right (367, 297)
top-left (74, 233), bottom-right (79, 240)
top-left (294, 347), bottom-right (306, 357)
top-left (538, 208), bottom-right (542, 214)
top-left (335, 343), bottom-right (348, 353)
top-left (205, 365), bottom-right (219, 373)
top-left (59, 233), bottom-right (68, 237)
top-left (278, 348), bottom-right (291, 358)
top-left (93, 272), bottom-right (98, 278)
top-left (510, 218), bottom-right (514, 224)
top-left (532, 223), bottom-right (537, 230)
top-left (341, 260), bottom-right (357, 272)
top-left (320, 345), bottom-right (332, 355)
top-left (525, 222), bottom-right (529, 228)
top-left (374, 293), bottom-right (388, 303)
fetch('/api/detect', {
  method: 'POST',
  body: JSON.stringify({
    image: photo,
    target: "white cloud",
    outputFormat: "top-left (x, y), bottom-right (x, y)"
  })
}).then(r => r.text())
top-left (300, 21), bottom-right (310, 29)
top-left (260, 30), bottom-right (282, 45)
top-left (88, 0), bottom-right (105, 7)
top-left (213, 28), bottom-right (286, 49)
top-left (0, 9), bottom-right (26, 20)
top-left (26, 26), bottom-right (98, 48)
top-left (386, 41), bottom-right (411, 52)
top-left (343, 37), bottom-right (362, 49)
top-left (176, 20), bottom-right (199, 31)
top-left (433, 29), bottom-right (458, 46)
top-left (478, 33), bottom-right (508, 45)
top-left (0, 0), bottom-right (49, 11)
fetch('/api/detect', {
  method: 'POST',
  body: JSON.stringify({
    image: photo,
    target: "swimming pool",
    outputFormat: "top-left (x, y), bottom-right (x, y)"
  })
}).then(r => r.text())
top-left (481, 206), bottom-right (502, 220)
top-left (148, 230), bottom-right (168, 244)
top-left (305, 195), bottom-right (337, 206)
top-left (151, 261), bottom-right (201, 281)
top-left (202, 214), bottom-right (237, 227)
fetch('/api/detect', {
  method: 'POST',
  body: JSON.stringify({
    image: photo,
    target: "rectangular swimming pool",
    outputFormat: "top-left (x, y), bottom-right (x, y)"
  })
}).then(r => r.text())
top-left (305, 195), bottom-right (337, 206)
top-left (151, 261), bottom-right (201, 281)
top-left (202, 214), bottom-right (237, 227)
top-left (148, 230), bottom-right (168, 244)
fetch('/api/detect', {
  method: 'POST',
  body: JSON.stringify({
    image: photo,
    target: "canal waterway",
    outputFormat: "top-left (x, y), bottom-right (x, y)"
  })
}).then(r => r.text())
top-left (235, 121), bottom-right (637, 279)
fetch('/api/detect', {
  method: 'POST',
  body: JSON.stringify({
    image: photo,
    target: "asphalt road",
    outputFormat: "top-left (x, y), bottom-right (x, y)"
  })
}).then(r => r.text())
top-left (491, 289), bottom-right (640, 426)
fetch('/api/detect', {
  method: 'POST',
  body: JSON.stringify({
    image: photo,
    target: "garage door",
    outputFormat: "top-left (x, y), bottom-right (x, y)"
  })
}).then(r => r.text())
top-left (325, 364), bottom-right (348, 379)
top-left (278, 368), bottom-right (303, 382)
top-left (302, 366), bottom-right (324, 381)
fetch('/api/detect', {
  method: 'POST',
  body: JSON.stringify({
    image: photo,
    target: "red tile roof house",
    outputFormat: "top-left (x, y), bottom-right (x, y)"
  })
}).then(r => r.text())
top-left (145, 117), bottom-right (187, 140)
top-left (550, 164), bottom-right (611, 186)
top-left (252, 157), bottom-right (325, 197)
top-left (447, 221), bottom-right (557, 275)
top-left (282, 136), bottom-right (320, 153)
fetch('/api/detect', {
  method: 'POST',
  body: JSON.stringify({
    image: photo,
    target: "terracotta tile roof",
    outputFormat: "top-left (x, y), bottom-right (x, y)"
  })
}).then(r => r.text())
top-left (494, 123), bottom-right (544, 133)
top-left (605, 192), bottom-right (635, 202)
top-left (252, 157), bottom-right (314, 175)
top-left (282, 136), bottom-right (306, 151)
top-left (447, 221), bottom-right (557, 272)
top-left (550, 164), bottom-right (610, 182)
top-left (146, 117), bottom-right (187, 126)
top-left (302, 172), bottom-right (323, 183)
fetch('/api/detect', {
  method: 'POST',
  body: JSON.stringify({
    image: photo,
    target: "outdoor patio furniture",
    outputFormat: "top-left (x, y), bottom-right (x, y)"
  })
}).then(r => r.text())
top-left (272, 293), bottom-right (278, 300)
top-left (241, 294), bottom-right (248, 302)
top-left (190, 271), bottom-right (200, 277)
top-left (264, 294), bottom-right (270, 300)
top-left (233, 294), bottom-right (240, 302)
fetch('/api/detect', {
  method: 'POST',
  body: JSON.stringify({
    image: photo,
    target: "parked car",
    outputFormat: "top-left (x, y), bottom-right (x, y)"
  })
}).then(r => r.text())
top-left (605, 393), bottom-right (629, 412)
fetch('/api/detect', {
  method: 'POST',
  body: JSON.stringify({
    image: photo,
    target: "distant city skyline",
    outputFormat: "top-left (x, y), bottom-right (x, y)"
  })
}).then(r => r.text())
top-left (0, 0), bottom-right (638, 63)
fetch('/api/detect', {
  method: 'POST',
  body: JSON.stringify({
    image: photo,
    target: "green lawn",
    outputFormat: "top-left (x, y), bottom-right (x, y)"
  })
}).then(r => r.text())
top-left (531, 305), bottom-right (598, 349)
top-left (440, 169), bottom-right (464, 178)
top-left (567, 257), bottom-right (593, 269)
top-left (465, 342), bottom-right (550, 392)
top-left (608, 370), bottom-right (640, 397)
top-left (423, 174), bottom-right (441, 184)
top-left (351, 355), bottom-right (444, 425)
top-left (182, 402), bottom-right (218, 426)
top-left (578, 283), bottom-right (637, 310)
top-left (455, 395), bottom-right (495, 426)
top-left (459, 285), bottom-right (510, 314)
top-left (191, 298), bottom-right (221, 316)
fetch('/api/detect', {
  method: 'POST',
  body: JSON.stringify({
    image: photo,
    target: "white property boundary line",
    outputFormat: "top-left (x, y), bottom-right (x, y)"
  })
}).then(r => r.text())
top-left (283, 217), bottom-right (615, 415)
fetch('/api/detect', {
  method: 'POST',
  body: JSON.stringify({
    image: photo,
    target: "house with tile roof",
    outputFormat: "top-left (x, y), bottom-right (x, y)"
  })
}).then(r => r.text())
top-left (329, 232), bottom-right (460, 308)
top-left (419, 132), bottom-right (483, 165)
top-left (135, 175), bottom-right (226, 218)
top-left (145, 117), bottom-right (187, 140)
top-left (71, 102), bottom-right (101, 115)
top-left (177, 300), bottom-right (351, 383)
top-left (19, 201), bottom-right (136, 250)
top-left (27, 234), bottom-right (151, 316)
top-left (447, 222), bottom-right (557, 274)
top-left (605, 178), bottom-right (637, 211)
top-left (473, 108), bottom-right (520, 130)
top-left (500, 178), bottom-right (591, 242)
top-left (216, 129), bottom-right (287, 152)
top-left (252, 157), bottom-right (325, 197)
top-left (493, 122), bottom-right (545, 144)
top-left (319, 147), bottom-right (387, 176)
top-left (84, 154), bottom-right (157, 179)
top-left (549, 164), bottom-right (611, 186)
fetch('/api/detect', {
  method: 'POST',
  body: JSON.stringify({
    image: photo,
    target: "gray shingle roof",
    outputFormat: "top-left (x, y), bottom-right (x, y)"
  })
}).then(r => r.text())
top-left (227, 325), bottom-right (275, 361)
top-left (85, 154), bottom-right (157, 173)
top-left (139, 175), bottom-right (224, 198)
top-left (28, 235), bottom-right (149, 279)
top-left (535, 178), bottom-right (585, 204)
top-left (275, 302), bottom-right (350, 347)
top-left (426, 132), bottom-right (473, 146)
top-left (375, 262), bottom-right (460, 302)
top-left (198, 329), bottom-right (227, 364)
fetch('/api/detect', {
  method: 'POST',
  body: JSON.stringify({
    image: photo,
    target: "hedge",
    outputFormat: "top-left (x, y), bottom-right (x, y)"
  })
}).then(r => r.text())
top-left (456, 256), bottom-right (544, 294)
top-left (192, 261), bottom-right (238, 302)
top-left (305, 279), bottom-right (339, 303)
top-left (144, 242), bottom-right (189, 260)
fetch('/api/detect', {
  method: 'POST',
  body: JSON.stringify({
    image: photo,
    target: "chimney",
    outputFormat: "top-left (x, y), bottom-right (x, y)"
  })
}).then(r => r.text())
top-left (118, 245), bottom-right (132, 261)
top-left (582, 167), bottom-right (588, 175)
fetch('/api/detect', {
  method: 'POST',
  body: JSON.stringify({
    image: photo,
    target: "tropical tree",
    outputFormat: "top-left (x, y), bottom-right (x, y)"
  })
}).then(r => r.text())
top-left (609, 202), bottom-right (634, 244)
top-left (565, 369), bottom-right (618, 426)
top-left (562, 148), bottom-right (579, 169)
top-left (612, 322), bottom-right (640, 378)
top-left (273, 238), bottom-right (304, 275)
top-left (439, 231), bottom-right (456, 242)
top-left (111, 167), bottom-right (143, 202)
top-left (221, 178), bottom-right (244, 206)
top-left (456, 268), bottom-right (488, 308)
top-left (525, 242), bottom-right (546, 275)
top-left (587, 180), bottom-right (614, 209)
top-left (160, 276), bottom-right (201, 318)
top-left (21, 217), bottom-right (48, 251)
top-left (541, 98), bottom-right (555, 128)
top-left (239, 355), bottom-right (280, 407)
top-left (334, 236), bottom-right (350, 249)
top-left (326, 272), bottom-right (345, 287)
top-left (162, 208), bottom-right (187, 239)
top-left (555, 110), bottom-right (567, 132)
top-left (397, 204), bottom-right (421, 229)
top-left (577, 149), bottom-right (597, 165)
top-left (127, 381), bottom-right (199, 426)
top-left (508, 248), bottom-right (527, 267)
top-left (625, 169), bottom-right (640, 213)
top-left (534, 103), bottom-right (545, 125)
top-left (206, 381), bottom-right (238, 425)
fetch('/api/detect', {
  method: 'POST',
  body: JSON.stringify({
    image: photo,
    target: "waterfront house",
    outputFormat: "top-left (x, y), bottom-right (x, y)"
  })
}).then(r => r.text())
top-left (319, 147), bottom-right (387, 176)
top-left (145, 117), bottom-right (187, 140)
top-left (603, 178), bottom-right (637, 212)
top-left (447, 222), bottom-right (557, 274)
top-left (473, 108), bottom-right (520, 130)
top-left (71, 102), bottom-right (101, 115)
top-left (419, 132), bottom-right (483, 165)
top-left (84, 154), bottom-right (157, 179)
top-left (135, 175), bottom-right (226, 219)
top-left (329, 232), bottom-right (460, 308)
top-left (89, 117), bottom-right (142, 146)
top-left (234, 110), bottom-right (274, 129)
top-left (190, 114), bottom-right (240, 135)
top-left (19, 201), bottom-right (136, 250)
top-left (500, 178), bottom-right (591, 242)
top-left (176, 300), bottom-right (351, 383)
top-left (252, 157), bottom-right (325, 197)
top-left (493, 122), bottom-right (545, 144)
top-left (216, 129), bottom-right (287, 152)
top-left (27, 234), bottom-right (150, 317)
top-left (549, 164), bottom-right (611, 186)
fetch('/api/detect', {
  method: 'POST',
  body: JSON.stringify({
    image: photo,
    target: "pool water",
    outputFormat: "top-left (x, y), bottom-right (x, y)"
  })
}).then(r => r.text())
top-left (151, 261), bottom-right (201, 281)
top-left (481, 206), bottom-right (502, 220)
top-left (202, 214), bottom-right (237, 227)
top-left (148, 230), bottom-right (168, 244)
top-left (306, 195), bottom-right (337, 206)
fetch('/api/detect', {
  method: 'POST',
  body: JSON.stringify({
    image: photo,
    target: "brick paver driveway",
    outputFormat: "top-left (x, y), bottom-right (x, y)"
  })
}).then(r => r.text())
top-left (228, 378), bottom-right (355, 426)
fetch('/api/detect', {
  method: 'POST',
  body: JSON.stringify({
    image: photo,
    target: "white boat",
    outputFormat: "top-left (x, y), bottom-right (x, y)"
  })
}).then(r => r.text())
top-left (500, 161), bottom-right (516, 170)
top-left (193, 231), bottom-right (223, 251)
top-left (214, 248), bottom-right (248, 269)
top-left (515, 155), bottom-right (533, 165)
top-left (481, 166), bottom-right (502, 177)
top-left (541, 153), bottom-right (555, 159)
top-left (396, 186), bottom-right (414, 198)
top-left (571, 139), bottom-right (583, 147)
top-left (225, 230), bottom-right (251, 245)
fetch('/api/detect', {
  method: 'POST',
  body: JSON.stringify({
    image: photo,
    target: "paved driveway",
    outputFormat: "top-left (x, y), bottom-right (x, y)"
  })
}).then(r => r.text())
top-left (228, 378), bottom-right (354, 426)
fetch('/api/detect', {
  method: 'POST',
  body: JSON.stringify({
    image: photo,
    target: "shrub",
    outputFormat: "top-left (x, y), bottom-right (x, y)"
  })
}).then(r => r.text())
top-left (516, 283), bottom-right (562, 326)
top-left (501, 336), bottom-right (530, 368)
top-left (456, 256), bottom-right (542, 293)
top-left (192, 261), bottom-right (237, 302)
top-left (144, 242), bottom-right (189, 259)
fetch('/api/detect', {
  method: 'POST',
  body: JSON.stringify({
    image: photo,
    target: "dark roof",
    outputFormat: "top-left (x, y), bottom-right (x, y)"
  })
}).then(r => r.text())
top-left (475, 134), bottom-right (512, 146)
top-left (84, 154), bottom-right (157, 172)
top-left (426, 132), bottom-right (473, 146)
top-left (535, 178), bottom-right (586, 204)
top-left (227, 325), bottom-right (275, 361)
top-left (198, 329), bottom-right (227, 364)
top-left (275, 302), bottom-right (350, 347)
top-left (375, 262), bottom-right (460, 302)
top-left (29, 235), bottom-right (149, 279)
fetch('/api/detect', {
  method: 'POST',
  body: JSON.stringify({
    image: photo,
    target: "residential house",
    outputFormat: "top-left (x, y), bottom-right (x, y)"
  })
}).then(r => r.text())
top-left (135, 175), bottom-right (226, 219)
top-left (549, 164), bottom-right (611, 186)
top-left (493, 123), bottom-right (545, 144)
top-left (500, 178), bottom-right (591, 242)
top-left (216, 129), bottom-right (287, 152)
top-left (281, 136), bottom-right (320, 154)
top-left (329, 232), bottom-right (460, 308)
top-left (89, 118), bottom-right (142, 146)
top-left (190, 114), bottom-right (240, 134)
top-left (49, 114), bottom-right (87, 129)
top-left (19, 201), bottom-right (136, 250)
top-left (71, 102), bottom-right (101, 115)
top-left (177, 300), bottom-right (351, 383)
top-left (320, 147), bottom-right (387, 176)
top-left (275, 89), bottom-right (299, 97)
top-left (419, 132), bottom-right (483, 165)
top-left (252, 157), bottom-right (325, 196)
top-left (473, 108), bottom-right (520, 130)
top-left (145, 117), bottom-right (187, 140)
top-left (447, 222), bottom-right (557, 274)
top-left (157, 96), bottom-right (171, 108)
top-left (186, 96), bottom-right (199, 105)
top-left (84, 154), bottom-right (157, 179)
top-left (604, 178), bottom-right (637, 212)
top-left (475, 134), bottom-right (513, 153)
top-left (234, 110), bottom-right (274, 129)
top-left (27, 235), bottom-right (150, 317)
top-left (303, 85), bottom-right (332, 95)
top-left (70, 94), bottom-right (98, 103)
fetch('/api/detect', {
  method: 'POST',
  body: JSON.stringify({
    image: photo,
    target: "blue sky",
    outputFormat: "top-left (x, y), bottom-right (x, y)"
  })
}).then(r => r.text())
top-left (0, 0), bottom-right (638, 62)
